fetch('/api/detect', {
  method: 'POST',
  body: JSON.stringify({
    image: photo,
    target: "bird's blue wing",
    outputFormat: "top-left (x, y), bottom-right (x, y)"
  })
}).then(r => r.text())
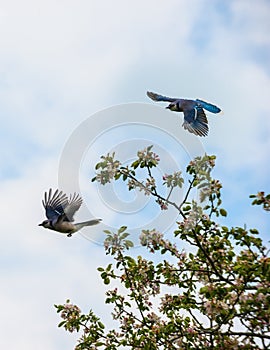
top-left (42, 189), bottom-right (68, 221)
top-left (147, 91), bottom-right (176, 102)
top-left (45, 207), bottom-right (61, 221)
top-left (196, 99), bottom-right (221, 114)
top-left (183, 107), bottom-right (208, 137)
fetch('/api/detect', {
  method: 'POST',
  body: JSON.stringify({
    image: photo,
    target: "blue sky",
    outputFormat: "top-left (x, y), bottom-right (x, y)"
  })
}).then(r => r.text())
top-left (1, 1), bottom-right (270, 348)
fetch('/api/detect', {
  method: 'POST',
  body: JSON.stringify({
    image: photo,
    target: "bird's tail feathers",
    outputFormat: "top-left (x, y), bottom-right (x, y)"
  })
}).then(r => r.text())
top-left (196, 99), bottom-right (221, 114)
top-left (74, 219), bottom-right (102, 230)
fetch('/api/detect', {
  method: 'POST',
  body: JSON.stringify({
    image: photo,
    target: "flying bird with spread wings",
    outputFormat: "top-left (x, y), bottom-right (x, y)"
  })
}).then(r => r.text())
top-left (39, 189), bottom-right (101, 237)
top-left (147, 91), bottom-right (222, 137)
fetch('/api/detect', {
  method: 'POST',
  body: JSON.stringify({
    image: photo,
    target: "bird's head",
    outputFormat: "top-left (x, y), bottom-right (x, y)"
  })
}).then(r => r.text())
top-left (166, 102), bottom-right (178, 111)
top-left (38, 220), bottom-right (51, 229)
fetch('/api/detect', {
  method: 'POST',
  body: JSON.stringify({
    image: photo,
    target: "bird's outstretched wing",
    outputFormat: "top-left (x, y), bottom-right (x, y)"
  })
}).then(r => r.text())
top-left (183, 107), bottom-right (208, 137)
top-left (42, 189), bottom-right (83, 222)
top-left (63, 193), bottom-right (83, 222)
top-left (42, 189), bottom-right (69, 221)
top-left (147, 91), bottom-right (176, 102)
top-left (196, 99), bottom-right (221, 114)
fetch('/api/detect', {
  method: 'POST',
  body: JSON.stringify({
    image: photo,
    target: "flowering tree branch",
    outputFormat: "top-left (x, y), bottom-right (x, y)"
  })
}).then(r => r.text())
top-left (55, 146), bottom-right (270, 349)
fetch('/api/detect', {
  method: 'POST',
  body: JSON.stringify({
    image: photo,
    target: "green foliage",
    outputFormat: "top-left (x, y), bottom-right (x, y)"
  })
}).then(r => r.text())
top-left (91, 152), bottom-right (121, 185)
top-left (250, 192), bottom-right (270, 211)
top-left (56, 147), bottom-right (270, 349)
top-left (103, 226), bottom-right (134, 256)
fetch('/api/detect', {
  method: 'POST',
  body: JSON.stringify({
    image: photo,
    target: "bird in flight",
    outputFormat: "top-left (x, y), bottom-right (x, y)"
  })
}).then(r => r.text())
top-left (147, 91), bottom-right (222, 137)
top-left (39, 189), bottom-right (101, 237)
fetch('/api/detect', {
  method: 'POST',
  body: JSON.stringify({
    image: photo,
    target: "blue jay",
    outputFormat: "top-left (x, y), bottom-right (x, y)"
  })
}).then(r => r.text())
top-left (39, 189), bottom-right (102, 237)
top-left (147, 91), bottom-right (222, 136)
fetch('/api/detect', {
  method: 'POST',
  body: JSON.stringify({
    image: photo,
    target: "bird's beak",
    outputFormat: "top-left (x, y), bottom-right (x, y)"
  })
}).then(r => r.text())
top-left (38, 223), bottom-right (43, 226)
top-left (166, 106), bottom-right (170, 109)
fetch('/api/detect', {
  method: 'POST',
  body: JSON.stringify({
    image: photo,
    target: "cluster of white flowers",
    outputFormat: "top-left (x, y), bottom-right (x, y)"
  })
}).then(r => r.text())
top-left (137, 145), bottom-right (160, 165)
top-left (181, 201), bottom-right (204, 230)
top-left (145, 176), bottom-right (156, 189)
top-left (60, 302), bottom-right (81, 333)
top-left (60, 303), bottom-right (81, 321)
top-left (199, 179), bottom-right (222, 203)
top-left (127, 178), bottom-right (152, 196)
top-left (163, 171), bottom-right (184, 188)
top-left (140, 229), bottom-right (164, 249)
top-left (204, 299), bottom-right (229, 317)
top-left (94, 153), bottom-right (121, 185)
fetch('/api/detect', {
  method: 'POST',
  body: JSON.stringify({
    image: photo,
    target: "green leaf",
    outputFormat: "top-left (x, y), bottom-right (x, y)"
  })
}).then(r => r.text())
top-left (219, 208), bottom-right (227, 217)
top-left (183, 205), bottom-right (191, 211)
top-left (250, 228), bottom-right (259, 234)
top-left (132, 160), bottom-right (140, 169)
top-left (106, 264), bottom-right (112, 271)
top-left (98, 322), bottom-right (105, 329)
top-left (118, 226), bottom-right (127, 233)
top-left (101, 272), bottom-right (107, 279)
top-left (120, 232), bottom-right (129, 240)
top-left (125, 240), bottom-right (134, 248)
top-left (103, 230), bottom-right (111, 234)
top-left (96, 342), bottom-right (104, 347)
top-left (104, 277), bottom-right (110, 285)
top-left (58, 321), bottom-right (66, 328)
top-left (114, 172), bottom-right (121, 180)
